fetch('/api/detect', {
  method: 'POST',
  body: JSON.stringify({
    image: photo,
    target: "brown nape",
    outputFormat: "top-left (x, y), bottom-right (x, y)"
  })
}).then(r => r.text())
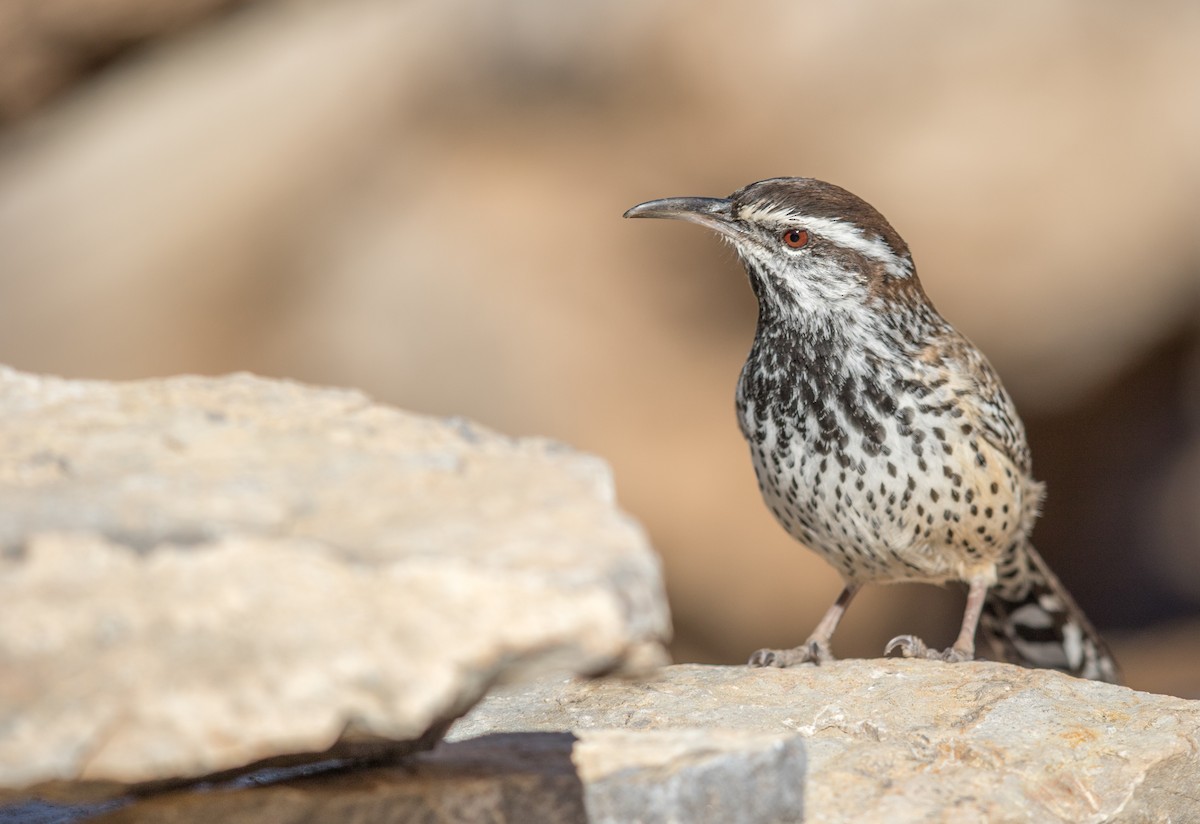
top-left (870, 266), bottom-right (933, 307)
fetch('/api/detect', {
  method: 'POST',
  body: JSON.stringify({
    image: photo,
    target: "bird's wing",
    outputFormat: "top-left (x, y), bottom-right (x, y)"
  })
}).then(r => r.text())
top-left (900, 326), bottom-right (1033, 480)
top-left (938, 333), bottom-right (1033, 478)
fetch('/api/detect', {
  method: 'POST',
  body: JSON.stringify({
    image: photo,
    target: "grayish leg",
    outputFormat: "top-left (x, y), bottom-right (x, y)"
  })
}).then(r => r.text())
top-left (886, 576), bottom-right (990, 663)
top-left (749, 583), bottom-right (861, 667)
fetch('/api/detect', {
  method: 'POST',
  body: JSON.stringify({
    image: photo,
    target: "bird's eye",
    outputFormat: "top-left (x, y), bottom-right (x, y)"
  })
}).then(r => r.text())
top-left (782, 228), bottom-right (809, 249)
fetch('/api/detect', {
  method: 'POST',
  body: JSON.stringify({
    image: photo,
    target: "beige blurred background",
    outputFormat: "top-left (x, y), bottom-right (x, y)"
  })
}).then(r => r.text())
top-left (1, 0), bottom-right (1198, 696)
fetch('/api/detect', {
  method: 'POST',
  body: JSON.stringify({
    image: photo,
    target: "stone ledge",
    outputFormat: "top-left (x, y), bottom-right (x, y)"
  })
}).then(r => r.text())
top-left (9, 661), bottom-right (1196, 823)
top-left (0, 367), bottom-right (670, 789)
top-left (449, 661), bottom-right (1200, 823)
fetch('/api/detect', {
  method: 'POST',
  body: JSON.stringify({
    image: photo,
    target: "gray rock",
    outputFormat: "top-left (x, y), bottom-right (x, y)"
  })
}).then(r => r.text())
top-left (575, 729), bottom-right (805, 824)
top-left (0, 367), bottom-right (669, 788)
top-left (9, 662), bottom-right (1196, 822)
top-left (450, 661), bottom-right (1200, 823)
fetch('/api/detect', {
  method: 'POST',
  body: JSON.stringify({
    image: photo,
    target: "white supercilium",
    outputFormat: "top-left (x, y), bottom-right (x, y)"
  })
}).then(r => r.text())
top-left (736, 202), bottom-right (913, 280)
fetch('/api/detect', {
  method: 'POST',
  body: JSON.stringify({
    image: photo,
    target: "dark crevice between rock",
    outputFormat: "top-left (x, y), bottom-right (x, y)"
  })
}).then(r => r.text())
top-left (0, 732), bottom-right (585, 824)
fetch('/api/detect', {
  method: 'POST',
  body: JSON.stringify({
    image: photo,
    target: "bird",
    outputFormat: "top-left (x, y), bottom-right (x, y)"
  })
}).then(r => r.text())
top-left (624, 177), bottom-right (1118, 683)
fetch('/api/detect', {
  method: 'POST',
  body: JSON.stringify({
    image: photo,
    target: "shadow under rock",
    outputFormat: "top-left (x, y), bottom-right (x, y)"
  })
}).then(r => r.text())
top-left (0, 732), bottom-right (585, 824)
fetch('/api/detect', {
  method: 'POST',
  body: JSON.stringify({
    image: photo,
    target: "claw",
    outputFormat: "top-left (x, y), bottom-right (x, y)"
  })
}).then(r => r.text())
top-left (886, 635), bottom-right (974, 663)
top-left (748, 639), bottom-right (834, 668)
top-left (748, 648), bottom-right (782, 667)
top-left (885, 634), bottom-right (928, 659)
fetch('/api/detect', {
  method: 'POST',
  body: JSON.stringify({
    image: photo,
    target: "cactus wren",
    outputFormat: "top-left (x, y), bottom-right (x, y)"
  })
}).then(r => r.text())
top-left (625, 178), bottom-right (1118, 682)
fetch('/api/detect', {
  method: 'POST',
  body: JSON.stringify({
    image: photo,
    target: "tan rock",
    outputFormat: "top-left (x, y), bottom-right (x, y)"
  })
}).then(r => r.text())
top-left (0, 367), bottom-right (670, 788)
top-left (14, 660), bottom-right (1192, 822)
top-left (451, 662), bottom-right (1200, 823)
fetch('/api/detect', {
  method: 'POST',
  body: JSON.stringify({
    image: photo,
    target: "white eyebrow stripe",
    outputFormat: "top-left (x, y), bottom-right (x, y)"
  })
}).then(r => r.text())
top-left (803, 216), bottom-right (911, 276)
top-left (736, 202), bottom-right (913, 279)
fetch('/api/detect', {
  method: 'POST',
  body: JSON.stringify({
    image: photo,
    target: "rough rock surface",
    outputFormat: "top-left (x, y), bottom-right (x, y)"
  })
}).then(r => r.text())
top-left (9, 661), bottom-right (1195, 823)
top-left (0, 367), bottom-right (669, 788)
top-left (450, 661), bottom-right (1200, 823)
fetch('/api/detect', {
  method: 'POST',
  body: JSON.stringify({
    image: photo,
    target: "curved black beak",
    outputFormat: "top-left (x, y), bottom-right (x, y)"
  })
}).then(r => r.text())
top-left (623, 196), bottom-right (741, 241)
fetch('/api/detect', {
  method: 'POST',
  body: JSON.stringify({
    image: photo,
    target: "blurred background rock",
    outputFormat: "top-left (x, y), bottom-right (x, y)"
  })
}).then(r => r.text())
top-left (0, 0), bottom-right (1197, 695)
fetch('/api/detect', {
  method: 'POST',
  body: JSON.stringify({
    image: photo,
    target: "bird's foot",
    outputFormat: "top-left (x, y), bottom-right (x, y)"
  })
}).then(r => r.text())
top-left (885, 635), bottom-right (973, 663)
top-left (748, 638), bottom-right (835, 668)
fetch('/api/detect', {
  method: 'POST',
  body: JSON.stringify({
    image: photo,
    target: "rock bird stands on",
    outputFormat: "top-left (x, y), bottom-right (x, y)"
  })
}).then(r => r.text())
top-left (625, 177), bottom-right (1118, 683)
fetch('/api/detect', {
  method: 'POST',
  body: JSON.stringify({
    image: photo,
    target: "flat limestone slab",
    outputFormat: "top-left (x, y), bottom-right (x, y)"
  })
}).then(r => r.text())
top-left (17, 661), bottom-right (1193, 823)
top-left (0, 367), bottom-right (669, 788)
top-left (449, 661), bottom-right (1200, 823)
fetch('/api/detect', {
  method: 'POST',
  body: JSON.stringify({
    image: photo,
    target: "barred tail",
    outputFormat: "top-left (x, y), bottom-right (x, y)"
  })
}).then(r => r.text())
top-left (980, 542), bottom-right (1120, 683)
